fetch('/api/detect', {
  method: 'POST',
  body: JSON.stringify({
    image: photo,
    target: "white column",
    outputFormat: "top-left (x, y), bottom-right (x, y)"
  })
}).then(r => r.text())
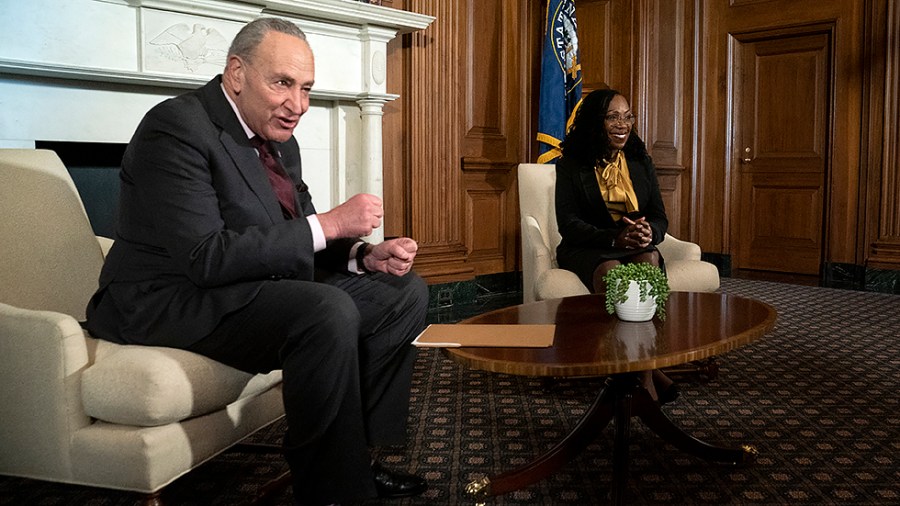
top-left (357, 97), bottom-right (388, 243)
top-left (354, 25), bottom-right (397, 243)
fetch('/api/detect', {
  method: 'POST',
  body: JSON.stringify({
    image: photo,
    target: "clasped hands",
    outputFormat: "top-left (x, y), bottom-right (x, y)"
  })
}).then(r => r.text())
top-left (615, 216), bottom-right (652, 249)
top-left (318, 193), bottom-right (418, 277)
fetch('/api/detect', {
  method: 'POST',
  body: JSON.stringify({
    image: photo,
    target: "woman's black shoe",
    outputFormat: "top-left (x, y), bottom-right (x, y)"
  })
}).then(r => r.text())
top-left (658, 384), bottom-right (680, 405)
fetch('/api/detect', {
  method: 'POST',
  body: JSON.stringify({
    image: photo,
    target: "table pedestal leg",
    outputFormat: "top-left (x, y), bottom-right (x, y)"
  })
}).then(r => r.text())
top-left (610, 376), bottom-right (635, 506)
top-left (465, 377), bottom-right (616, 500)
top-left (464, 373), bottom-right (758, 504)
top-left (634, 394), bottom-right (758, 465)
top-left (610, 378), bottom-right (633, 504)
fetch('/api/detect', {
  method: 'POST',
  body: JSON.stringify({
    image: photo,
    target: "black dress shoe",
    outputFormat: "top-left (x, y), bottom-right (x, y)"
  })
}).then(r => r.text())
top-left (658, 383), bottom-right (680, 405)
top-left (371, 461), bottom-right (427, 499)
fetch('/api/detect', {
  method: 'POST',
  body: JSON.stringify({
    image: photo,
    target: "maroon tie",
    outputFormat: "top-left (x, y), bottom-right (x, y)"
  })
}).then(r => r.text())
top-left (251, 136), bottom-right (298, 219)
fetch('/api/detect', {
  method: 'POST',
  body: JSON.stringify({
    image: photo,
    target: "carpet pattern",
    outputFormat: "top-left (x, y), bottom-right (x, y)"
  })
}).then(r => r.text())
top-left (1, 278), bottom-right (898, 505)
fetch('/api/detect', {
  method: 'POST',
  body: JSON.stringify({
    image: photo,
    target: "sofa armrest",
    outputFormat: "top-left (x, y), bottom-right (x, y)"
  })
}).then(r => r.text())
top-left (0, 302), bottom-right (93, 480)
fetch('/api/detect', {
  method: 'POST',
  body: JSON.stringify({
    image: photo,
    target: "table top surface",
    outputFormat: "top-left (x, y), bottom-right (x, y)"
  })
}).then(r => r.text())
top-left (444, 292), bottom-right (777, 377)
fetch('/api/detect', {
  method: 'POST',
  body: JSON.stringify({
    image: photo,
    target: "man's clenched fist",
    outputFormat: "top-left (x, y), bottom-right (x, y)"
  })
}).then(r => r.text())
top-left (318, 193), bottom-right (384, 239)
top-left (360, 237), bottom-right (418, 277)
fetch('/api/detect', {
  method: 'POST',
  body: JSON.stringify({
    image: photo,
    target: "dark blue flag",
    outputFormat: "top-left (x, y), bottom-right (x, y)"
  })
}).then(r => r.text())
top-left (536, 0), bottom-right (582, 164)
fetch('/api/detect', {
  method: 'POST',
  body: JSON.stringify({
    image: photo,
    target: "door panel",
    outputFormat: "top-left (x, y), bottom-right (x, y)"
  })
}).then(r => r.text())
top-left (738, 172), bottom-right (825, 272)
top-left (733, 32), bottom-right (830, 274)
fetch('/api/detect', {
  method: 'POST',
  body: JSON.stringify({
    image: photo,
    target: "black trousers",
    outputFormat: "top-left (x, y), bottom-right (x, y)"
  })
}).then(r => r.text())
top-left (187, 270), bottom-right (428, 505)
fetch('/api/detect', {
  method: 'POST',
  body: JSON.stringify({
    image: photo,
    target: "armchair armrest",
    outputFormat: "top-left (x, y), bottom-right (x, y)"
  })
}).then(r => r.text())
top-left (656, 234), bottom-right (720, 292)
top-left (666, 260), bottom-right (721, 292)
top-left (522, 216), bottom-right (552, 272)
top-left (96, 236), bottom-right (114, 259)
top-left (0, 302), bottom-right (93, 479)
top-left (657, 233), bottom-right (702, 262)
top-left (521, 215), bottom-right (553, 303)
top-left (534, 269), bottom-right (590, 301)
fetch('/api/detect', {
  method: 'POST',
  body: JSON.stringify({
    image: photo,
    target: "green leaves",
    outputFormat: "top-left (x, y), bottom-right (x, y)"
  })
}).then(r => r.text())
top-left (603, 262), bottom-right (670, 320)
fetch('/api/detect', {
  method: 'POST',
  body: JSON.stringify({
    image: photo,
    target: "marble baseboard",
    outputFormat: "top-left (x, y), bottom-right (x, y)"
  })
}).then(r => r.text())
top-left (689, 254), bottom-right (899, 295)
top-left (866, 268), bottom-right (900, 294)
top-left (426, 271), bottom-right (523, 324)
top-left (825, 262), bottom-right (900, 294)
top-left (426, 271), bottom-right (522, 309)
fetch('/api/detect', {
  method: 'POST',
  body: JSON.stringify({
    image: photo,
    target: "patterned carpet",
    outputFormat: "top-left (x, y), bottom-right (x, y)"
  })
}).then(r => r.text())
top-left (2, 278), bottom-right (898, 505)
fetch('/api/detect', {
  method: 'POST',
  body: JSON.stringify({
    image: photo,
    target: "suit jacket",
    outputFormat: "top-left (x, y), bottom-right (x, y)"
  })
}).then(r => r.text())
top-left (554, 152), bottom-right (668, 284)
top-left (86, 76), bottom-right (355, 347)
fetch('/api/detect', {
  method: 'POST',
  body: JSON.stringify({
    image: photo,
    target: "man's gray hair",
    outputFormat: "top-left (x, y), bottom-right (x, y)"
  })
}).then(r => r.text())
top-left (228, 17), bottom-right (307, 62)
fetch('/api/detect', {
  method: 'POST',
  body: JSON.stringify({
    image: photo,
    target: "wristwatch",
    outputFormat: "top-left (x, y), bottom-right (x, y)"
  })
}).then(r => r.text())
top-left (356, 242), bottom-right (373, 273)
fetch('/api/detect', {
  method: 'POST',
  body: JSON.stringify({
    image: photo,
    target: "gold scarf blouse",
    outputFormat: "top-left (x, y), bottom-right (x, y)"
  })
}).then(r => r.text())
top-left (595, 150), bottom-right (639, 220)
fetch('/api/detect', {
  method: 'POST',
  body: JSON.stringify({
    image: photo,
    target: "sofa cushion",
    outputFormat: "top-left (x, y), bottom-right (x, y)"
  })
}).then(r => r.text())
top-left (81, 344), bottom-right (281, 427)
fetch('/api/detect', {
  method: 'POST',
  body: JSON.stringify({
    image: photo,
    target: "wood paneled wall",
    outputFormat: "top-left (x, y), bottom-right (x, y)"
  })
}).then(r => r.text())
top-left (382, 0), bottom-right (900, 283)
top-left (866, 0), bottom-right (900, 269)
top-left (382, 0), bottom-right (537, 282)
top-left (697, 0), bottom-right (864, 266)
top-left (575, 0), bottom-right (695, 238)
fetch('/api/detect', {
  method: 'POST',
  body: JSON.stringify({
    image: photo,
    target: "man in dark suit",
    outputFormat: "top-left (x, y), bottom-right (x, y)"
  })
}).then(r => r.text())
top-left (86, 17), bottom-right (427, 506)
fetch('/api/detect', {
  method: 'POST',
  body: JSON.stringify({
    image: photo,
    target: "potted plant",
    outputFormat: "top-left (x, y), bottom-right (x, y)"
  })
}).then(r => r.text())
top-left (603, 262), bottom-right (670, 321)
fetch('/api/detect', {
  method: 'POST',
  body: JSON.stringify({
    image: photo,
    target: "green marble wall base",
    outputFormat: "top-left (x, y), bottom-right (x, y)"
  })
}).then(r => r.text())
top-left (661, 254), bottom-right (900, 295)
top-left (824, 263), bottom-right (900, 295)
top-left (426, 272), bottom-right (523, 324)
top-left (427, 271), bottom-right (522, 308)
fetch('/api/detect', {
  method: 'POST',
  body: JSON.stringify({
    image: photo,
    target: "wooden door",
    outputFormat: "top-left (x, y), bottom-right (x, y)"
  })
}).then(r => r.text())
top-left (732, 32), bottom-right (830, 275)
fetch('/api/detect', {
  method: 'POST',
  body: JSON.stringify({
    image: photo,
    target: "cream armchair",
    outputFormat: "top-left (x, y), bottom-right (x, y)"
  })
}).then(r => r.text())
top-left (518, 163), bottom-right (720, 303)
top-left (0, 150), bottom-right (285, 504)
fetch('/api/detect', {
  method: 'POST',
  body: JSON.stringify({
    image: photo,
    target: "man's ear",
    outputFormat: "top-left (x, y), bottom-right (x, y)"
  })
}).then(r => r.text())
top-left (223, 55), bottom-right (244, 94)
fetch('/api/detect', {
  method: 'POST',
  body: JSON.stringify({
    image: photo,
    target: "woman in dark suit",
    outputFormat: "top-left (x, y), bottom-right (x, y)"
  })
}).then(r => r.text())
top-left (555, 88), bottom-right (667, 292)
top-left (555, 88), bottom-right (677, 403)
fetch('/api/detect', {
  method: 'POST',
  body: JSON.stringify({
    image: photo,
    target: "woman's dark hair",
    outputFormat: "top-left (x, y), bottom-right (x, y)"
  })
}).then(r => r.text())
top-left (560, 89), bottom-right (648, 166)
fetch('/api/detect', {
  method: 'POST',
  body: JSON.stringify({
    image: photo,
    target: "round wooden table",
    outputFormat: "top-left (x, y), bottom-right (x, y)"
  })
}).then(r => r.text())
top-left (444, 292), bottom-right (777, 505)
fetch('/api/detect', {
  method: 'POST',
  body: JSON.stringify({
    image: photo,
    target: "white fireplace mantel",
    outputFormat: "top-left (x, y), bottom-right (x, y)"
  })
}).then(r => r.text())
top-left (0, 0), bottom-right (433, 241)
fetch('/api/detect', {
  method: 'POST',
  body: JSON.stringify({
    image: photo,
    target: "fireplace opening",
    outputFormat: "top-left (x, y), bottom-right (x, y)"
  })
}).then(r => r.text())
top-left (36, 141), bottom-right (125, 239)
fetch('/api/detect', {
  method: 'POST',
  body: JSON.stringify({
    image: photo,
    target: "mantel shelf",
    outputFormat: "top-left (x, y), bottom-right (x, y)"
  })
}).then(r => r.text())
top-left (0, 58), bottom-right (399, 102)
top-left (100, 0), bottom-right (434, 33)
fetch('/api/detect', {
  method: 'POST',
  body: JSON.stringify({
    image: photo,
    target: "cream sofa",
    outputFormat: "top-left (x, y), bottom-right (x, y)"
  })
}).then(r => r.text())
top-left (517, 163), bottom-right (720, 302)
top-left (0, 149), bottom-right (284, 503)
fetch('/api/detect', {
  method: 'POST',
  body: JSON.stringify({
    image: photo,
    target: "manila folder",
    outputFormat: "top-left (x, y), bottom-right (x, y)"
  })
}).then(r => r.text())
top-left (412, 324), bottom-right (555, 348)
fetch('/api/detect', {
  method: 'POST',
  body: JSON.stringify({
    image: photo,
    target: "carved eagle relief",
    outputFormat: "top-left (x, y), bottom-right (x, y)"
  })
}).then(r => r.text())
top-left (149, 23), bottom-right (229, 72)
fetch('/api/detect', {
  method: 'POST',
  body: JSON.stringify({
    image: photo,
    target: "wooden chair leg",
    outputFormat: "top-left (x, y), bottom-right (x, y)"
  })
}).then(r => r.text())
top-left (254, 470), bottom-right (293, 505)
top-left (141, 491), bottom-right (163, 506)
top-left (231, 441), bottom-right (293, 504)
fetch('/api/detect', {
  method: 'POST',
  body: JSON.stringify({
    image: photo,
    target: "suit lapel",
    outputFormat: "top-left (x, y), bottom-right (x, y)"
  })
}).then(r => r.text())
top-left (222, 133), bottom-right (286, 222)
top-left (578, 164), bottom-right (610, 221)
top-left (198, 77), bottom-right (285, 223)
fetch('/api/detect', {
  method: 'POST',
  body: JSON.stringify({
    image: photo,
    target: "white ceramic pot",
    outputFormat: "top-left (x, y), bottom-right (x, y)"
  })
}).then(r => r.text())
top-left (613, 280), bottom-right (657, 322)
